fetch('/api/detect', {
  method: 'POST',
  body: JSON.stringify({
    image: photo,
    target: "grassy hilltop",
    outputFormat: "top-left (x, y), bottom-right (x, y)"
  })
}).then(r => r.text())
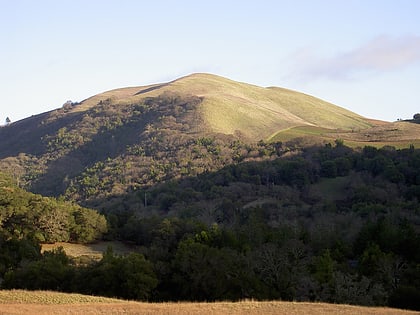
top-left (74, 73), bottom-right (372, 140)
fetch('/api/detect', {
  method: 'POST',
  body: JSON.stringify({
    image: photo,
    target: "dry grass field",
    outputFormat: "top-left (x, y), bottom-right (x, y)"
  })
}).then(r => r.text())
top-left (0, 290), bottom-right (418, 315)
top-left (41, 241), bottom-right (134, 260)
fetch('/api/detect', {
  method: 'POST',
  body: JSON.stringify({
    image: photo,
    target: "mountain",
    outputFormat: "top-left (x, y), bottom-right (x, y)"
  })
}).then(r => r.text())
top-left (0, 73), bottom-right (418, 203)
top-left (74, 73), bottom-right (372, 139)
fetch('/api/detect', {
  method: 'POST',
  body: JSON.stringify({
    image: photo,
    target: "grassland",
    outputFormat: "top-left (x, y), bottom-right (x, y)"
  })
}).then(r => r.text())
top-left (269, 122), bottom-right (420, 149)
top-left (41, 241), bottom-right (134, 260)
top-left (0, 290), bottom-right (418, 315)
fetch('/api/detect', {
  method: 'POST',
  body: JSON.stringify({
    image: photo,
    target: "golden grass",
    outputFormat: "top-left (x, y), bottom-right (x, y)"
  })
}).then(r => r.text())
top-left (0, 290), bottom-right (123, 304)
top-left (41, 241), bottom-right (134, 260)
top-left (0, 290), bottom-right (417, 315)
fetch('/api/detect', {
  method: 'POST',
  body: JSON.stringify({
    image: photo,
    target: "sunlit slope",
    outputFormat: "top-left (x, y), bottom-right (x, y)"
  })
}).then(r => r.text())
top-left (73, 73), bottom-right (372, 140)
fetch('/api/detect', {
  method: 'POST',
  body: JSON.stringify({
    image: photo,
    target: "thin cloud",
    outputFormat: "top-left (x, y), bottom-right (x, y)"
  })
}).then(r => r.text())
top-left (290, 35), bottom-right (420, 81)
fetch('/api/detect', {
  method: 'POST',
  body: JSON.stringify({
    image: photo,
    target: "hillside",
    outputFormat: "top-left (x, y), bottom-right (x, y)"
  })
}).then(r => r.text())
top-left (0, 73), bottom-right (373, 156)
top-left (70, 73), bottom-right (373, 139)
top-left (0, 73), bottom-right (419, 211)
top-left (0, 73), bottom-right (396, 200)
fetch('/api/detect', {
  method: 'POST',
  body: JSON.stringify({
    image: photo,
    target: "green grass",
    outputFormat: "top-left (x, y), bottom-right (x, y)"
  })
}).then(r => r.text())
top-left (269, 126), bottom-right (331, 141)
top-left (269, 124), bottom-right (420, 149)
top-left (177, 74), bottom-right (372, 140)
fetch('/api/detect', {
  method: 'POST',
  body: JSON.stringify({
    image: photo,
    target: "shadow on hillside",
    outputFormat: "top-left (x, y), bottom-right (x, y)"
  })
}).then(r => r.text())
top-left (78, 143), bottom-right (328, 214)
top-left (135, 83), bottom-right (169, 95)
top-left (30, 110), bottom-right (159, 196)
top-left (0, 111), bottom-right (85, 158)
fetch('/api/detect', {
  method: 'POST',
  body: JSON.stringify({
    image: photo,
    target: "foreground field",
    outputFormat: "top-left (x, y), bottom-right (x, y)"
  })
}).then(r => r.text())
top-left (0, 290), bottom-right (418, 315)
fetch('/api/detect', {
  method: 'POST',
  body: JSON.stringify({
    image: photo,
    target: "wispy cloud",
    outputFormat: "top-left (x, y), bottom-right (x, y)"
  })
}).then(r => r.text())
top-left (289, 35), bottom-right (420, 81)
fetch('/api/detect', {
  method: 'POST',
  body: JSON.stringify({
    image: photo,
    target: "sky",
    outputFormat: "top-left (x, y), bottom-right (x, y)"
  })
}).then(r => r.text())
top-left (1, 0), bottom-right (420, 124)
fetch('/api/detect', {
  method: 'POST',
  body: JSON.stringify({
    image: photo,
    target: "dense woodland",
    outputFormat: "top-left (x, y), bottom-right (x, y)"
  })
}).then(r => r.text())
top-left (1, 142), bottom-right (420, 310)
top-left (0, 173), bottom-right (107, 243)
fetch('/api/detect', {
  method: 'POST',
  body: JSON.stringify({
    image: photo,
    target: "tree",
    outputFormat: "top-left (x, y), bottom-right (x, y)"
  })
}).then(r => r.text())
top-left (312, 249), bottom-right (336, 285)
top-left (252, 240), bottom-right (308, 300)
top-left (172, 238), bottom-right (259, 300)
top-left (2, 247), bottom-right (74, 291)
top-left (413, 113), bottom-right (420, 120)
top-left (70, 208), bottom-right (108, 243)
top-left (5, 117), bottom-right (11, 125)
top-left (118, 253), bottom-right (158, 300)
top-left (0, 234), bottom-right (41, 279)
top-left (78, 248), bottom-right (157, 300)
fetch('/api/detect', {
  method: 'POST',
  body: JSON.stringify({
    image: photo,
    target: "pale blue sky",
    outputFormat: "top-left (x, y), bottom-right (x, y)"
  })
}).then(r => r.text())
top-left (1, 0), bottom-right (420, 123)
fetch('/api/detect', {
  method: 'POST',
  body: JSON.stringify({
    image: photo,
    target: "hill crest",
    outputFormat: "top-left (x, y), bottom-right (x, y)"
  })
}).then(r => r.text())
top-left (69, 73), bottom-right (373, 140)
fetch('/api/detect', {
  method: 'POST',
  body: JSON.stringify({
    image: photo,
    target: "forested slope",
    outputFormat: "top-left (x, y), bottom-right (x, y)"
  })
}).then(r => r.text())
top-left (1, 74), bottom-right (420, 310)
top-left (1, 144), bottom-right (420, 310)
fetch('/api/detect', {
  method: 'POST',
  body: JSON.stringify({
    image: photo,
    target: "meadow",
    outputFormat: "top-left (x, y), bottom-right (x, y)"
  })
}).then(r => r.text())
top-left (0, 290), bottom-right (418, 315)
top-left (41, 241), bottom-right (134, 261)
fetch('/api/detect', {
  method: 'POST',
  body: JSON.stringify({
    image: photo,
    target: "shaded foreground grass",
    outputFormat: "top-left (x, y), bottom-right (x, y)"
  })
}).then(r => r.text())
top-left (0, 290), bottom-right (418, 315)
